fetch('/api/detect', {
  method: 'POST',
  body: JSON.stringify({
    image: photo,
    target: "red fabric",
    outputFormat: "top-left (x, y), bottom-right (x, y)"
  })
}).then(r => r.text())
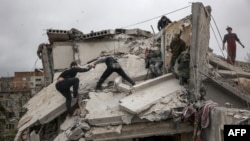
top-left (227, 36), bottom-right (237, 65)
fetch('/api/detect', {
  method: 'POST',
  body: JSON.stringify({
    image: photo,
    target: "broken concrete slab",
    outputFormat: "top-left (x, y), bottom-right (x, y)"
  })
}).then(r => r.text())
top-left (85, 121), bottom-right (193, 141)
top-left (236, 77), bottom-right (250, 94)
top-left (53, 132), bottom-right (69, 141)
top-left (39, 98), bottom-right (77, 124)
top-left (125, 29), bottom-right (152, 38)
top-left (114, 76), bottom-right (132, 93)
top-left (60, 116), bottom-right (78, 131)
top-left (79, 138), bottom-right (86, 141)
top-left (218, 70), bottom-right (250, 79)
top-left (30, 130), bottom-right (40, 141)
top-left (208, 53), bottom-right (243, 72)
top-left (120, 75), bottom-right (184, 114)
top-left (79, 119), bottom-right (90, 131)
top-left (139, 92), bottom-right (187, 121)
top-left (85, 92), bottom-right (134, 126)
top-left (131, 73), bottom-right (175, 93)
top-left (209, 77), bottom-right (250, 103)
top-left (65, 127), bottom-right (84, 140)
top-left (17, 80), bottom-right (77, 132)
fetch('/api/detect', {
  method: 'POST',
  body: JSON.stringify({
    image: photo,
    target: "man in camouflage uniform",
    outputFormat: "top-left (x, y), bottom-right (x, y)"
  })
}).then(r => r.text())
top-left (168, 33), bottom-right (186, 72)
top-left (174, 51), bottom-right (190, 85)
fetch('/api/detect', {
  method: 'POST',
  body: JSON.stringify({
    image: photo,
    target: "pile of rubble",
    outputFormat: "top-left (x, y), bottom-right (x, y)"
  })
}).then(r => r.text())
top-left (15, 52), bottom-right (191, 141)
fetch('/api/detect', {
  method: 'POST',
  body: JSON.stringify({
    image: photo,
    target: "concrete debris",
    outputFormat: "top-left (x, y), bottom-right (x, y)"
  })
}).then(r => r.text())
top-left (53, 132), bottom-right (68, 141)
top-left (79, 119), bottom-right (91, 131)
top-left (30, 130), bottom-right (40, 141)
top-left (85, 122), bottom-right (193, 141)
top-left (114, 76), bottom-right (132, 93)
top-left (85, 92), bottom-right (134, 126)
top-left (114, 124), bottom-right (123, 135)
top-left (120, 74), bottom-right (184, 114)
top-left (14, 3), bottom-right (250, 141)
top-left (79, 138), bottom-right (86, 141)
top-left (65, 127), bottom-right (84, 140)
top-left (218, 70), bottom-right (250, 79)
top-left (139, 92), bottom-right (187, 121)
top-left (60, 116), bottom-right (79, 131)
top-left (236, 77), bottom-right (250, 94)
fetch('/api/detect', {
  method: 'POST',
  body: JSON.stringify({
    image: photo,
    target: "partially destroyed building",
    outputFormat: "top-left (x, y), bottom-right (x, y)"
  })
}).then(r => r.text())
top-left (15, 2), bottom-right (250, 141)
top-left (0, 70), bottom-right (44, 141)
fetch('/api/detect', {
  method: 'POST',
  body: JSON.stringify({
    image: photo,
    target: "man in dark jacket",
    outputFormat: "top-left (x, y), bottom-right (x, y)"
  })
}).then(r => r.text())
top-left (168, 33), bottom-right (186, 72)
top-left (157, 16), bottom-right (172, 31)
top-left (93, 55), bottom-right (135, 91)
top-left (55, 61), bottom-right (92, 117)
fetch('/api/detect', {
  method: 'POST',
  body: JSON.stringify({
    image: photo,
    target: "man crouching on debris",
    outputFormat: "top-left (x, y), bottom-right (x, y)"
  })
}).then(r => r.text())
top-left (145, 46), bottom-right (163, 77)
top-left (92, 54), bottom-right (135, 91)
top-left (55, 61), bottom-right (92, 117)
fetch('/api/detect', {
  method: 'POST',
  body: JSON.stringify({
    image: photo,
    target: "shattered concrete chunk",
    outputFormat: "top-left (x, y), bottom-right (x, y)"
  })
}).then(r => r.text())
top-left (139, 93), bottom-right (186, 121)
top-left (114, 124), bottom-right (123, 135)
top-left (79, 138), bottom-right (86, 141)
top-left (120, 74), bottom-right (184, 114)
top-left (53, 132), bottom-right (69, 141)
top-left (30, 130), bottom-right (40, 141)
top-left (65, 127), bottom-right (84, 140)
top-left (79, 119), bottom-right (90, 131)
top-left (85, 92), bottom-right (134, 126)
top-left (60, 116), bottom-right (78, 131)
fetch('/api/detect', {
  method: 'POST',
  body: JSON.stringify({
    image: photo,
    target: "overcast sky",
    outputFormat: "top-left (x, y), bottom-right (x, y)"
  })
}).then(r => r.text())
top-left (0, 0), bottom-right (249, 77)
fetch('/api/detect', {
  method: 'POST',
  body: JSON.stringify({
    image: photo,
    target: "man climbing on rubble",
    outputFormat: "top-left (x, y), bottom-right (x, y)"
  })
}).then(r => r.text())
top-left (157, 15), bottom-right (172, 31)
top-left (55, 61), bottom-right (92, 117)
top-left (168, 33), bottom-right (186, 73)
top-left (92, 55), bottom-right (135, 91)
top-left (145, 46), bottom-right (163, 77)
top-left (223, 26), bottom-right (245, 65)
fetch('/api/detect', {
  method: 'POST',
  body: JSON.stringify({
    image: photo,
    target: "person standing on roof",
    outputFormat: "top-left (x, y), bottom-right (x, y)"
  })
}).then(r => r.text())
top-left (157, 16), bottom-right (172, 31)
top-left (223, 26), bottom-right (245, 65)
top-left (168, 33), bottom-right (186, 73)
top-left (55, 61), bottom-right (92, 117)
top-left (92, 55), bottom-right (135, 91)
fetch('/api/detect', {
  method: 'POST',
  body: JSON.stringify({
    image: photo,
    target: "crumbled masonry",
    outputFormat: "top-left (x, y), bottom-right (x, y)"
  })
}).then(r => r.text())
top-left (15, 2), bottom-right (250, 141)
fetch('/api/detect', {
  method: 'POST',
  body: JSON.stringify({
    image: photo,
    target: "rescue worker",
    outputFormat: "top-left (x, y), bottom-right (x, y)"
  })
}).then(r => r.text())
top-left (223, 26), bottom-right (245, 65)
top-left (157, 16), bottom-right (172, 31)
top-left (174, 51), bottom-right (190, 85)
top-left (168, 33), bottom-right (186, 72)
top-left (93, 55), bottom-right (135, 91)
top-left (55, 61), bottom-right (92, 117)
top-left (145, 46), bottom-right (163, 77)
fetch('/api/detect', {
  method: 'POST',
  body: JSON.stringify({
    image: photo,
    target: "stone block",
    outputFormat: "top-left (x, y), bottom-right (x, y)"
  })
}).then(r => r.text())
top-left (120, 77), bottom-right (183, 114)
top-left (65, 127), bottom-right (84, 140)
top-left (53, 132), bottom-right (69, 141)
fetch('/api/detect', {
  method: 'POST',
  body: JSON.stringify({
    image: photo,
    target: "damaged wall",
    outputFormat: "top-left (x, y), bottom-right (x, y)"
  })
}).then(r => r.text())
top-left (189, 3), bottom-right (211, 100)
top-left (203, 107), bottom-right (250, 141)
top-left (52, 31), bottom-right (152, 70)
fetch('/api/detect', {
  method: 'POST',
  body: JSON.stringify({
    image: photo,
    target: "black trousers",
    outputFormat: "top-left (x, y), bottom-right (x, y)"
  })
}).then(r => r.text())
top-left (96, 67), bottom-right (135, 89)
top-left (55, 78), bottom-right (79, 115)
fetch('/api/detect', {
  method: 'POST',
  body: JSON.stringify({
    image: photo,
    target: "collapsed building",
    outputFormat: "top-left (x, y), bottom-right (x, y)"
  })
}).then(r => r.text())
top-left (14, 2), bottom-right (250, 141)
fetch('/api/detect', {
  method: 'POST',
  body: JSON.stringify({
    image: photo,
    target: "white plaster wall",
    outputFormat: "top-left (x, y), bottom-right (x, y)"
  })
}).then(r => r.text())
top-left (53, 43), bottom-right (74, 69)
top-left (76, 40), bottom-right (128, 65)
